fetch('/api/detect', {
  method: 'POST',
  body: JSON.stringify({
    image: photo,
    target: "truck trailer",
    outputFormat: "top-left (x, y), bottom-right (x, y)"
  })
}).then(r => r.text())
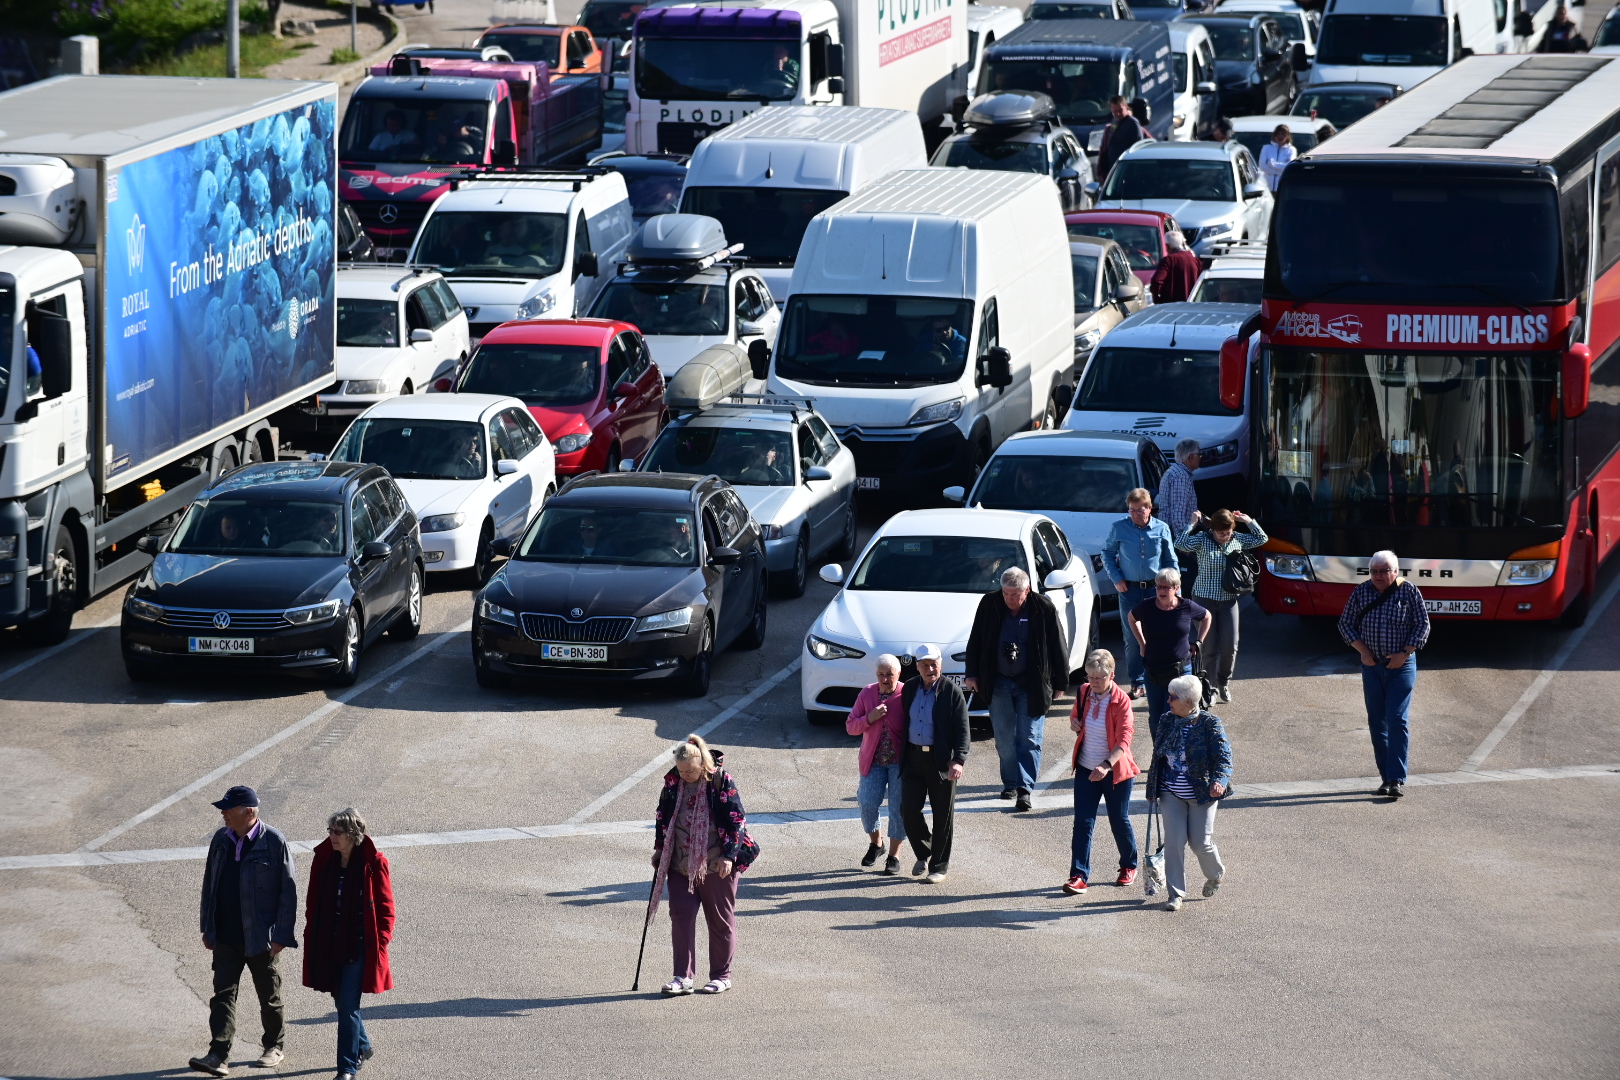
top-left (0, 76), bottom-right (339, 643)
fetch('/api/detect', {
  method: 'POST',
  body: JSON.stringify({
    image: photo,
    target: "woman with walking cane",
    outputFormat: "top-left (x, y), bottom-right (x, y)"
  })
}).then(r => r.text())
top-left (643, 735), bottom-right (758, 996)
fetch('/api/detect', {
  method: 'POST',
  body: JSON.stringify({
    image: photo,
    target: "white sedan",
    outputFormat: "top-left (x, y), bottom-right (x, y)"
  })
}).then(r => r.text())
top-left (324, 266), bottom-right (470, 416)
top-left (801, 508), bottom-right (1097, 725)
top-left (331, 393), bottom-right (556, 581)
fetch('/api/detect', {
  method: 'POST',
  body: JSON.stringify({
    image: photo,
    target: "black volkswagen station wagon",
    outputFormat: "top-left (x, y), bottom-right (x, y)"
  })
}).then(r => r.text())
top-left (473, 473), bottom-right (767, 695)
top-left (120, 462), bottom-right (423, 685)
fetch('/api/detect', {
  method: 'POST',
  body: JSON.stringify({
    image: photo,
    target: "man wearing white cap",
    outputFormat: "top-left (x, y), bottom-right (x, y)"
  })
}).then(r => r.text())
top-left (898, 644), bottom-right (972, 884)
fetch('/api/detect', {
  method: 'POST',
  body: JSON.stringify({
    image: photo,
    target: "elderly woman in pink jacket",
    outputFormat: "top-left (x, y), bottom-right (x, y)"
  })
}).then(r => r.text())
top-left (846, 654), bottom-right (907, 875)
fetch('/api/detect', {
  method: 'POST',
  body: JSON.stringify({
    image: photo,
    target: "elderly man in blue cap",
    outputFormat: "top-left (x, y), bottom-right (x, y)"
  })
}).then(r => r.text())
top-left (189, 786), bottom-right (298, 1078)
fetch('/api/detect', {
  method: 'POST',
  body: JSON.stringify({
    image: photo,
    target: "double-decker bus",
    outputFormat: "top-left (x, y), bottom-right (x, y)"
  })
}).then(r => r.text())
top-left (1232, 53), bottom-right (1620, 625)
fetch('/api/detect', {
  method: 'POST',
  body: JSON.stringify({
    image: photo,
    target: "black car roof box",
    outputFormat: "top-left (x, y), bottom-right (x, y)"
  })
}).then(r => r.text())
top-left (666, 343), bottom-right (753, 412)
top-left (629, 213), bottom-right (731, 263)
top-left (964, 90), bottom-right (1056, 130)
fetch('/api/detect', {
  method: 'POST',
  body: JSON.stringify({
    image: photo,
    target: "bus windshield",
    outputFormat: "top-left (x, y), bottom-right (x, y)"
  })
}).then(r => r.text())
top-left (1275, 175), bottom-right (1561, 304)
top-left (1075, 346), bottom-right (1238, 416)
top-left (776, 295), bottom-right (975, 388)
top-left (976, 59), bottom-right (1122, 128)
top-left (1258, 349), bottom-right (1561, 528)
top-left (1315, 14), bottom-right (1447, 67)
top-left (679, 187), bottom-right (847, 264)
top-left (635, 38), bottom-right (800, 101)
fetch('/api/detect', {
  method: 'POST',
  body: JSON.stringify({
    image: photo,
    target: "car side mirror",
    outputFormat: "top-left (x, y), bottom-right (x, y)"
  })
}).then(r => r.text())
top-left (978, 345), bottom-right (1013, 389)
top-left (709, 546), bottom-right (742, 566)
top-left (738, 319), bottom-right (763, 336)
top-left (489, 537), bottom-right (513, 558)
top-left (1291, 42), bottom-right (1310, 71)
top-left (1043, 567), bottom-right (1079, 591)
top-left (433, 377), bottom-right (454, 393)
top-left (614, 381), bottom-right (638, 398)
top-left (819, 563), bottom-right (845, 585)
top-left (1244, 183), bottom-right (1268, 200)
top-left (361, 541), bottom-right (392, 562)
top-left (1115, 279), bottom-right (1143, 302)
top-left (495, 458), bottom-right (519, 476)
top-left (410, 328), bottom-right (434, 343)
top-left (135, 534), bottom-right (162, 555)
top-left (574, 250), bottom-right (599, 280)
top-left (804, 464), bottom-right (833, 483)
top-left (494, 139), bottom-right (517, 165)
top-left (942, 485), bottom-right (965, 504)
top-left (619, 458), bottom-right (636, 472)
top-left (1196, 80), bottom-right (1218, 95)
top-left (747, 338), bottom-right (771, 379)
top-left (1053, 383), bottom-right (1074, 417)
top-left (1084, 180), bottom-right (1102, 197)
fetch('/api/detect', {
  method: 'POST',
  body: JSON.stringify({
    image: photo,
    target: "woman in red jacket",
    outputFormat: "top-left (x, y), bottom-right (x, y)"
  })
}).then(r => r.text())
top-left (303, 808), bottom-right (394, 1080)
top-left (1063, 649), bottom-right (1141, 895)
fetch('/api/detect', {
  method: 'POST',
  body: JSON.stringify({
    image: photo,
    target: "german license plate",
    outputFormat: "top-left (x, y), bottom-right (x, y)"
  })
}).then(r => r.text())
top-left (856, 477), bottom-right (881, 490)
top-left (1424, 599), bottom-right (1482, 615)
top-left (541, 643), bottom-right (608, 662)
top-left (188, 637), bottom-right (254, 654)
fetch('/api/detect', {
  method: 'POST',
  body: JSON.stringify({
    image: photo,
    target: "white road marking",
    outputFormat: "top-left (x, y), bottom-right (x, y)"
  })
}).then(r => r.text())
top-left (0, 613), bottom-right (121, 686)
top-left (564, 657), bottom-right (802, 824)
top-left (75, 621), bottom-right (472, 853)
top-left (1460, 570), bottom-right (1620, 772)
top-left (11, 762), bottom-right (1612, 872)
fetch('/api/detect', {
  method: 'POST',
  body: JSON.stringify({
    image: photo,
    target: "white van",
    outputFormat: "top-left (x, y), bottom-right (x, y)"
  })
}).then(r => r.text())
top-left (1168, 22), bottom-right (1218, 141)
top-left (1306, 0), bottom-right (1502, 90)
top-left (768, 168), bottom-right (1074, 497)
top-left (407, 170), bottom-right (635, 341)
top-left (678, 106), bottom-right (929, 303)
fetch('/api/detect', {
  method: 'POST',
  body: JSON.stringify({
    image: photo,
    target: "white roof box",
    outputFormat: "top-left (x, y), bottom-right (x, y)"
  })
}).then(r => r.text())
top-left (628, 213), bottom-right (733, 264)
top-left (666, 343), bottom-right (753, 412)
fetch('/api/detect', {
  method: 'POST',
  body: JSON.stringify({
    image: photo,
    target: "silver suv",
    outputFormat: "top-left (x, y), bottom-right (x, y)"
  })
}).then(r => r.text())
top-left (1092, 139), bottom-right (1273, 256)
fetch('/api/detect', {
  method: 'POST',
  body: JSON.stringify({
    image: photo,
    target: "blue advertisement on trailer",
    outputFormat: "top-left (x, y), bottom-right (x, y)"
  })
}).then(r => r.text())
top-left (102, 97), bottom-right (337, 481)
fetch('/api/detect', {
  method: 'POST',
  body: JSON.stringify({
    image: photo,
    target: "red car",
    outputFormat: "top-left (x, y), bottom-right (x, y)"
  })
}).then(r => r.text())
top-left (1064, 209), bottom-right (1180, 286)
top-left (447, 318), bottom-right (665, 476)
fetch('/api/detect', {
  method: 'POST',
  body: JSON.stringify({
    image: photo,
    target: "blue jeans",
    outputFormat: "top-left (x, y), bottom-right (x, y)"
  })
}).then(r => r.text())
top-left (1071, 773), bottom-right (1137, 880)
top-left (334, 958), bottom-right (371, 1073)
top-left (1144, 658), bottom-right (1191, 741)
top-left (1115, 584), bottom-right (1154, 685)
top-left (857, 762), bottom-right (906, 840)
top-left (989, 680), bottom-right (1044, 792)
top-left (1362, 654), bottom-right (1416, 784)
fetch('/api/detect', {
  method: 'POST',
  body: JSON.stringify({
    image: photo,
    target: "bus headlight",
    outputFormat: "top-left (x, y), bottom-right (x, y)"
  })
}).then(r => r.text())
top-left (1499, 559), bottom-right (1556, 586)
top-left (1266, 554), bottom-right (1312, 580)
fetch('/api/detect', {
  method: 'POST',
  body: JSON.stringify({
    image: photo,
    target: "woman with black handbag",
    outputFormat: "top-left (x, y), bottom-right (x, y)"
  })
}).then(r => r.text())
top-left (1127, 568), bottom-right (1211, 740)
top-left (1176, 509), bottom-right (1268, 704)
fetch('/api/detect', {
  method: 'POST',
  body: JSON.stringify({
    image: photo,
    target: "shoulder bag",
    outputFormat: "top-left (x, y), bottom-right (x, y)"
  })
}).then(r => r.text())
top-left (1221, 541), bottom-right (1259, 595)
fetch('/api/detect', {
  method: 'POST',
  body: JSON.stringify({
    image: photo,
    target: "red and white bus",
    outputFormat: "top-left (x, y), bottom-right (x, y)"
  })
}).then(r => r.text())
top-left (1228, 53), bottom-right (1620, 624)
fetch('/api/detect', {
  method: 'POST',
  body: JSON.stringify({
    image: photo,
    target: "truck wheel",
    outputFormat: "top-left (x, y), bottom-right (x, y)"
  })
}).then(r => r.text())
top-left (21, 525), bottom-right (79, 647)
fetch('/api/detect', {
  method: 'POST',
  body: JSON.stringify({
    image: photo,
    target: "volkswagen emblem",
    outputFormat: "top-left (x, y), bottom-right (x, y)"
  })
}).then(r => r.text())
top-left (377, 204), bottom-right (400, 224)
top-left (569, 607), bottom-right (585, 620)
top-left (213, 611), bottom-right (232, 629)
top-left (898, 654), bottom-right (915, 667)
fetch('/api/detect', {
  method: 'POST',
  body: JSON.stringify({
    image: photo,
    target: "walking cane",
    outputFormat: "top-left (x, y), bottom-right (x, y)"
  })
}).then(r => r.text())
top-left (630, 870), bottom-right (659, 991)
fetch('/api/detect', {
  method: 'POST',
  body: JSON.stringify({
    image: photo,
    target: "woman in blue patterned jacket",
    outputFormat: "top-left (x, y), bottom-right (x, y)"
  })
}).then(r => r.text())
top-left (650, 735), bottom-right (758, 996)
top-left (1146, 675), bottom-right (1233, 912)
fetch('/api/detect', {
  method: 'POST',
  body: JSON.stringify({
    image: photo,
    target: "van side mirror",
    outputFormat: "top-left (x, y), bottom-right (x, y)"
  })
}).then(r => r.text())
top-left (494, 139), bottom-right (517, 165)
top-left (1219, 335), bottom-right (1248, 410)
top-left (1195, 80), bottom-right (1218, 95)
top-left (827, 77), bottom-right (845, 95)
top-left (1291, 42), bottom-right (1310, 71)
top-left (979, 346), bottom-right (1013, 389)
top-left (574, 250), bottom-right (599, 280)
top-left (826, 42), bottom-right (845, 78)
top-left (942, 485), bottom-right (966, 504)
top-left (747, 338), bottom-right (771, 379)
top-left (1563, 343), bottom-right (1592, 418)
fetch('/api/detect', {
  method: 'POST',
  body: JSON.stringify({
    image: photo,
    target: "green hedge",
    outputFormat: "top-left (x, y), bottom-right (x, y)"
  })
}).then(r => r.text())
top-left (0, 0), bottom-right (272, 68)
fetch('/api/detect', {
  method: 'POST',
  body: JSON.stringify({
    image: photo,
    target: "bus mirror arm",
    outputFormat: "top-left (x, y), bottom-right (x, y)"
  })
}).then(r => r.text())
top-left (1563, 343), bottom-right (1592, 419)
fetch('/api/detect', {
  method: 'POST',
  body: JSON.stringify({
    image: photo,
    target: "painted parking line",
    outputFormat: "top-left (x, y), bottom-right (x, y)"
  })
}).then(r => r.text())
top-left (0, 613), bottom-right (122, 686)
top-left (10, 762), bottom-right (1612, 872)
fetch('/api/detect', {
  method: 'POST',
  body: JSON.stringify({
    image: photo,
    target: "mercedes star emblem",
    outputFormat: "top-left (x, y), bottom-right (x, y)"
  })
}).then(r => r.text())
top-left (213, 611), bottom-right (232, 629)
top-left (377, 204), bottom-right (399, 224)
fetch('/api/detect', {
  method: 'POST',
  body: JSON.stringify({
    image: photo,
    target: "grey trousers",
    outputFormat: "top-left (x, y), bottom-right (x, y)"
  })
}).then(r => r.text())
top-left (1160, 795), bottom-right (1224, 899)
top-left (1200, 597), bottom-right (1240, 689)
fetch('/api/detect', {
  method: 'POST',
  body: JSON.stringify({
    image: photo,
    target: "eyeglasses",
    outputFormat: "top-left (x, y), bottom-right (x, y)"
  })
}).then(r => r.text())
top-left (1155, 586), bottom-right (1176, 593)
top-left (327, 828), bottom-right (347, 836)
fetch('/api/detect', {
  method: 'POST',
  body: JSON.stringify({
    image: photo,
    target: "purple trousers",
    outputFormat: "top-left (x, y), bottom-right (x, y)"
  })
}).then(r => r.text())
top-left (668, 868), bottom-right (738, 982)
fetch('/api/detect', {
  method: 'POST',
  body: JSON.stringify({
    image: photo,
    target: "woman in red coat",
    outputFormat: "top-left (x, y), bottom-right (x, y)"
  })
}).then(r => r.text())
top-left (1062, 649), bottom-right (1141, 895)
top-left (303, 808), bottom-right (394, 1080)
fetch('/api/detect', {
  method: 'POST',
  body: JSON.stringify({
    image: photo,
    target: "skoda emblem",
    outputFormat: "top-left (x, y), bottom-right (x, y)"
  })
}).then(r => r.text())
top-left (569, 607), bottom-right (585, 620)
top-left (213, 611), bottom-right (232, 629)
top-left (377, 204), bottom-right (400, 224)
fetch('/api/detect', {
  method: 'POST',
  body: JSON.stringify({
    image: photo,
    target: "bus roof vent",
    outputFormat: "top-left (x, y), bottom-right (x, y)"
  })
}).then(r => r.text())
top-left (1396, 55), bottom-right (1609, 149)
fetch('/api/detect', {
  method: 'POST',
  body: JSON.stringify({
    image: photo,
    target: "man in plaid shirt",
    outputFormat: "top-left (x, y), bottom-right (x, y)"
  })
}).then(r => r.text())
top-left (1159, 439), bottom-right (1201, 594)
top-left (1338, 550), bottom-right (1431, 800)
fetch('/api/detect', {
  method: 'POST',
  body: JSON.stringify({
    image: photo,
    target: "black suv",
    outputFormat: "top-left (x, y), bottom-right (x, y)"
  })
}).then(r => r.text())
top-left (121, 462), bottom-right (423, 685)
top-left (1175, 11), bottom-right (1295, 117)
top-left (472, 472), bottom-right (767, 695)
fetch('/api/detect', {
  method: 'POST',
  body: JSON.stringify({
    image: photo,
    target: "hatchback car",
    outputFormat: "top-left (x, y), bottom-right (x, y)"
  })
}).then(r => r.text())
top-left (1065, 208), bottom-right (1180, 286)
top-left (636, 396), bottom-right (858, 597)
top-left (121, 462), bottom-right (423, 686)
top-left (1174, 11), bottom-right (1295, 116)
top-left (932, 92), bottom-right (1094, 213)
top-left (472, 472), bottom-right (767, 695)
top-left (472, 23), bottom-right (603, 76)
top-left (1069, 238), bottom-right (1150, 365)
top-left (1094, 140), bottom-right (1271, 256)
top-left (449, 317), bottom-right (666, 480)
top-left (801, 508), bottom-right (1095, 725)
top-left (1288, 80), bottom-right (1403, 128)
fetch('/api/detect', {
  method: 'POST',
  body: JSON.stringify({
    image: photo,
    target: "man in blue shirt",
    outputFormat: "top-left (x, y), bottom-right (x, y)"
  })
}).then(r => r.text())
top-left (1101, 487), bottom-right (1178, 697)
top-left (916, 316), bottom-right (968, 366)
top-left (898, 644), bottom-right (971, 884)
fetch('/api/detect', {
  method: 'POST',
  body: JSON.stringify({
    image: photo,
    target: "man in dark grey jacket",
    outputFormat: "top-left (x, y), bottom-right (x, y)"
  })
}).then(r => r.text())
top-left (189, 786), bottom-right (298, 1078)
top-left (899, 645), bottom-right (971, 884)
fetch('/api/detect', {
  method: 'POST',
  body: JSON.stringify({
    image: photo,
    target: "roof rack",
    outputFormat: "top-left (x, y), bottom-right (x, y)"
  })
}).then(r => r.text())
top-left (445, 165), bottom-right (611, 192)
top-left (1208, 239), bottom-right (1268, 258)
top-left (335, 262), bottom-right (434, 289)
top-left (720, 392), bottom-right (815, 413)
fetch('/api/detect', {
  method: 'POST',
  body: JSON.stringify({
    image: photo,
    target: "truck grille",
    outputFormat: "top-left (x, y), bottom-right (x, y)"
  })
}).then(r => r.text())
top-left (520, 613), bottom-right (634, 644)
top-left (349, 200), bottom-right (430, 239)
top-left (161, 607), bottom-right (290, 630)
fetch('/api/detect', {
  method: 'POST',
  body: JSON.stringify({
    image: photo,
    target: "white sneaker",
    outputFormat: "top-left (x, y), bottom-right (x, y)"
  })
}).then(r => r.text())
top-left (661, 977), bottom-right (695, 995)
top-left (1217, 686), bottom-right (1232, 704)
top-left (1164, 896), bottom-right (1183, 911)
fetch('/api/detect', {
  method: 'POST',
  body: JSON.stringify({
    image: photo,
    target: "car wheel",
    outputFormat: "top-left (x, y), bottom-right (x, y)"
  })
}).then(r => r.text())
top-left (472, 520), bottom-right (495, 584)
top-left (389, 565), bottom-right (423, 640)
top-left (771, 529), bottom-right (809, 598)
top-left (676, 618), bottom-right (713, 697)
top-left (1037, 390), bottom-right (1061, 431)
top-left (328, 609), bottom-right (362, 687)
top-left (829, 500), bottom-right (858, 561)
top-left (968, 437), bottom-right (990, 488)
top-left (735, 576), bottom-right (768, 650)
top-left (20, 525), bottom-right (79, 647)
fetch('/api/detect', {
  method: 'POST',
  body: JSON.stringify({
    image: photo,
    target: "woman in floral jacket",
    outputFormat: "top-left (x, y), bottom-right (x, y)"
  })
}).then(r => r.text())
top-left (1146, 675), bottom-right (1233, 912)
top-left (650, 735), bottom-right (758, 996)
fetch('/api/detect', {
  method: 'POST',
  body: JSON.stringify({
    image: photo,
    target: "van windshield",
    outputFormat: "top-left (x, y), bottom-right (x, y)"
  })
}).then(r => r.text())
top-left (1074, 346), bottom-right (1239, 416)
top-left (679, 187), bottom-right (847, 264)
top-left (1316, 15), bottom-right (1447, 67)
top-left (412, 211), bottom-right (568, 277)
top-left (635, 38), bottom-right (800, 101)
top-left (976, 59), bottom-right (1122, 128)
top-left (1193, 20), bottom-right (1256, 60)
top-left (776, 295), bottom-right (975, 388)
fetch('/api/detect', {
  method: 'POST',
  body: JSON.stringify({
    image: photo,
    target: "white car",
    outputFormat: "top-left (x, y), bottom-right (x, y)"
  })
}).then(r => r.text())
top-left (331, 393), bottom-right (556, 580)
top-left (1094, 140), bottom-right (1272, 257)
top-left (801, 508), bottom-right (1096, 725)
top-left (1188, 242), bottom-right (1267, 305)
top-left (322, 266), bottom-right (471, 419)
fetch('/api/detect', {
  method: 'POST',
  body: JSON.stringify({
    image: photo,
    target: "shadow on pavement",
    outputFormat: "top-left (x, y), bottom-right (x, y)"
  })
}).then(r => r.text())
top-left (292, 992), bottom-right (642, 1022)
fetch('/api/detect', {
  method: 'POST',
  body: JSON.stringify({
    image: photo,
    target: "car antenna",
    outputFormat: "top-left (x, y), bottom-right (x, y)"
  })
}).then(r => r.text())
top-left (765, 152), bottom-right (774, 180)
top-left (1169, 319), bottom-right (1179, 348)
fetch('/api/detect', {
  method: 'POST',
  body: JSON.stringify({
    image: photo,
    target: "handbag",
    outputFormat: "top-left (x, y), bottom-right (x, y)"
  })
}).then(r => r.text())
top-left (1221, 547), bottom-right (1259, 595)
top-left (1142, 801), bottom-right (1165, 897)
top-left (1189, 642), bottom-right (1216, 709)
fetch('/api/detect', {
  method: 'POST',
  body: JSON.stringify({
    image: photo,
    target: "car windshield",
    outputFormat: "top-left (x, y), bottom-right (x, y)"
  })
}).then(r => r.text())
top-left (635, 38), bottom-right (799, 101)
top-left (932, 139), bottom-right (1050, 175)
top-left (1189, 275), bottom-right (1263, 304)
top-left (1067, 221), bottom-right (1161, 269)
top-left (168, 498), bottom-right (347, 557)
top-left (589, 281), bottom-right (728, 335)
top-left (1071, 252), bottom-right (1101, 310)
top-left (337, 298), bottom-right (399, 347)
top-left (339, 97), bottom-right (489, 164)
top-left (581, 0), bottom-right (645, 40)
top-left (1315, 15), bottom-right (1447, 66)
top-left (412, 211), bottom-right (568, 277)
top-left (976, 59), bottom-right (1122, 128)
top-left (1102, 158), bottom-right (1235, 202)
top-left (1172, 51), bottom-right (1189, 94)
top-left (1028, 3), bottom-right (1116, 18)
top-left (776, 295), bottom-right (975, 388)
top-left (679, 186), bottom-right (847, 264)
top-left (1075, 346), bottom-right (1239, 416)
top-left (850, 535), bottom-right (1027, 593)
top-left (1598, 14), bottom-right (1620, 46)
top-left (456, 343), bottom-right (602, 406)
top-left (474, 31), bottom-right (560, 65)
top-left (1195, 21), bottom-right (1257, 60)
top-left (642, 425), bottom-right (795, 487)
top-left (972, 454), bottom-right (1138, 513)
top-left (1291, 88), bottom-right (1388, 128)
top-left (332, 418), bottom-right (488, 480)
top-left (1264, 12), bottom-right (1305, 40)
top-left (613, 163), bottom-right (688, 222)
top-left (519, 505), bottom-right (699, 565)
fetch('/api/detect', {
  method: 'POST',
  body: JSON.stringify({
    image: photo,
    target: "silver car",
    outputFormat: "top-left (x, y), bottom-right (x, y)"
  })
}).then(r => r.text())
top-left (634, 397), bottom-right (858, 596)
top-left (1092, 140), bottom-right (1273, 257)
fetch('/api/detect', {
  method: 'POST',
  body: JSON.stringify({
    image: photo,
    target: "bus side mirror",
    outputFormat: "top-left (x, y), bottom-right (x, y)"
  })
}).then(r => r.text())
top-left (1219, 336), bottom-right (1247, 410)
top-left (1563, 343), bottom-right (1592, 419)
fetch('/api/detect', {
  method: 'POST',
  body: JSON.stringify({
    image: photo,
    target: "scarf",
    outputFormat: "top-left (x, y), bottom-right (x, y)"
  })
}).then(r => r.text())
top-left (648, 777), bottom-right (712, 923)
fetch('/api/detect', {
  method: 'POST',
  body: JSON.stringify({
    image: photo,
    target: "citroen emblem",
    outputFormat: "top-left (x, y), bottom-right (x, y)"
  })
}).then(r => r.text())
top-left (569, 607), bottom-right (585, 619)
top-left (377, 204), bottom-right (400, 224)
top-left (213, 611), bottom-right (232, 629)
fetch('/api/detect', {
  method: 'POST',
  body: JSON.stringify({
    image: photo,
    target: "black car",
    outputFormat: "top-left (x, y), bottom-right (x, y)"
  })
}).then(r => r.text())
top-left (1288, 80), bottom-right (1403, 130)
top-left (337, 202), bottom-right (375, 262)
top-left (472, 472), bottom-right (767, 695)
top-left (1176, 11), bottom-right (1294, 116)
top-left (121, 462), bottom-right (423, 685)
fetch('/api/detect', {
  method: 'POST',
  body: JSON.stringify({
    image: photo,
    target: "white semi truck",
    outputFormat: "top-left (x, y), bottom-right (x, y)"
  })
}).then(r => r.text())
top-left (0, 76), bottom-right (339, 643)
top-left (625, 0), bottom-right (970, 155)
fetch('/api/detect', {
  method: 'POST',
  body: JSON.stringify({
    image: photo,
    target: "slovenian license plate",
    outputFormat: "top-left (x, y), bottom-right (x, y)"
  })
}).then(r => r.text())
top-left (541, 643), bottom-right (608, 662)
top-left (856, 477), bottom-right (881, 490)
top-left (188, 637), bottom-right (254, 654)
top-left (1424, 599), bottom-right (1482, 615)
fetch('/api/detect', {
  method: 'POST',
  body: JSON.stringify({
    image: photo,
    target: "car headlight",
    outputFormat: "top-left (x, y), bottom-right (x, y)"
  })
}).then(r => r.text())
top-left (516, 289), bottom-right (557, 319)
top-left (0, 534), bottom-right (17, 560)
top-left (761, 524), bottom-right (785, 541)
top-left (554, 432), bottom-right (593, 454)
top-left (1075, 329), bottom-right (1102, 352)
top-left (1265, 554), bottom-right (1312, 581)
top-left (1500, 559), bottom-right (1556, 586)
top-left (1200, 440), bottom-right (1240, 466)
top-left (284, 598), bottom-right (344, 625)
top-left (419, 512), bottom-right (466, 534)
top-left (342, 380), bottom-right (390, 395)
top-left (1173, 113), bottom-right (1187, 129)
top-left (807, 633), bottom-right (866, 661)
top-left (126, 595), bottom-right (163, 622)
top-left (479, 597), bottom-right (519, 627)
top-left (1200, 221), bottom-right (1238, 241)
top-left (908, 397), bottom-right (965, 427)
top-left (635, 606), bottom-right (696, 633)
